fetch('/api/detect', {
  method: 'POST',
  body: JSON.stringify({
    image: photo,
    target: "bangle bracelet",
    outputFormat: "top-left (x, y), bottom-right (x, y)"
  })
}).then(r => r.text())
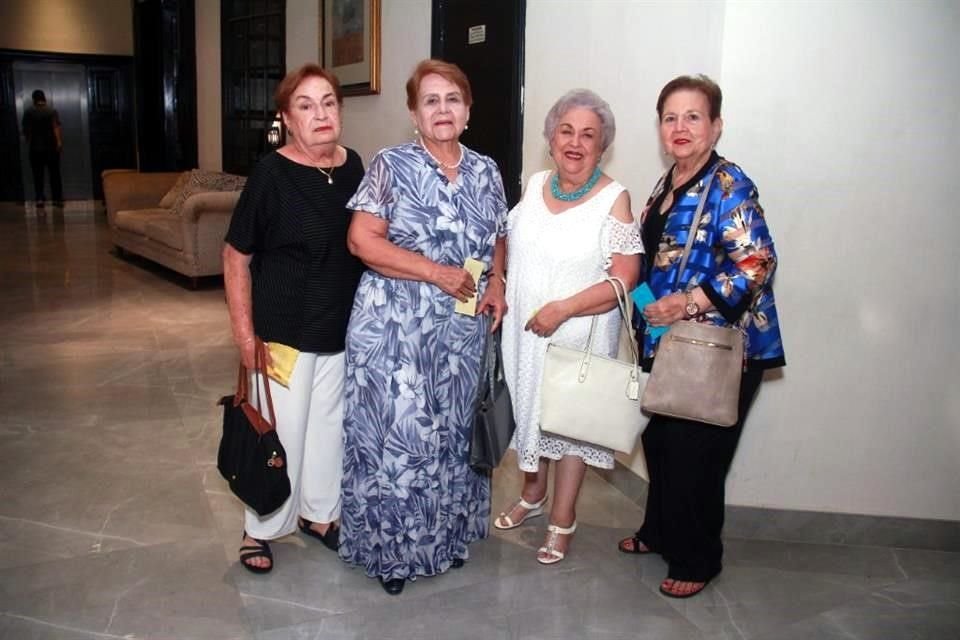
top-left (491, 273), bottom-right (507, 285)
top-left (241, 337), bottom-right (255, 344)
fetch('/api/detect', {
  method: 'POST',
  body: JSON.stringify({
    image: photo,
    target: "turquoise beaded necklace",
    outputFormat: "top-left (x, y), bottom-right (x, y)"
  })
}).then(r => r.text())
top-left (550, 166), bottom-right (602, 202)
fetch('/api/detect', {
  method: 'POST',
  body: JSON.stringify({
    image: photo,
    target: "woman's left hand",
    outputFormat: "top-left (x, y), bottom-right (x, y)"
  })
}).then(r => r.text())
top-left (525, 300), bottom-right (570, 338)
top-left (477, 279), bottom-right (508, 332)
top-left (643, 292), bottom-right (687, 326)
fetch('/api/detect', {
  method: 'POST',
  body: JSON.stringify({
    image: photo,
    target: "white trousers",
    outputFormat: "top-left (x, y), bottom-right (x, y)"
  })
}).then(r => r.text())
top-left (244, 351), bottom-right (345, 540)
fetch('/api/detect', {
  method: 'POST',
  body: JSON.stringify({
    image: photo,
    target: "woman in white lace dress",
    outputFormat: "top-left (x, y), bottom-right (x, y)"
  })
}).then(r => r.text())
top-left (497, 90), bottom-right (643, 564)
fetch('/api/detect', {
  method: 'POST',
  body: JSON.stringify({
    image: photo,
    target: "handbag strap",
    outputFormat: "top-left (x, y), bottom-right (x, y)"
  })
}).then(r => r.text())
top-left (674, 163), bottom-right (721, 291)
top-left (235, 338), bottom-right (277, 430)
top-left (580, 277), bottom-right (639, 366)
top-left (605, 276), bottom-right (638, 362)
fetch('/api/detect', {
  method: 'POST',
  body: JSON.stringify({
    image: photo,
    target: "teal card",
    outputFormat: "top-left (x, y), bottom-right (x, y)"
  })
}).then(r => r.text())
top-left (630, 283), bottom-right (668, 339)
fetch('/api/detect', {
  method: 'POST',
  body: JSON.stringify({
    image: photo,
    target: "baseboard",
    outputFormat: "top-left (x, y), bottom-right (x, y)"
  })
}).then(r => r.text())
top-left (599, 461), bottom-right (960, 552)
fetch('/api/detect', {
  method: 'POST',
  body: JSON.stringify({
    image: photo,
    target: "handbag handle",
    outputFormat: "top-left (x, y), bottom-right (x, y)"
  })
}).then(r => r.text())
top-left (478, 329), bottom-right (505, 404)
top-left (605, 276), bottom-right (638, 362)
top-left (572, 277), bottom-right (641, 399)
top-left (235, 338), bottom-right (277, 434)
top-left (674, 164), bottom-right (721, 291)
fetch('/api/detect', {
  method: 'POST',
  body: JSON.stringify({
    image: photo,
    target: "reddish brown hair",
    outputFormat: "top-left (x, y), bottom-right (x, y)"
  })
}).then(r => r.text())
top-left (405, 59), bottom-right (473, 110)
top-left (274, 64), bottom-right (342, 113)
top-left (656, 74), bottom-right (722, 121)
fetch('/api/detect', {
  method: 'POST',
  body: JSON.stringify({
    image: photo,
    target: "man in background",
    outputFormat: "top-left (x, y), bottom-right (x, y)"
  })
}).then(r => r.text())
top-left (21, 89), bottom-right (64, 208)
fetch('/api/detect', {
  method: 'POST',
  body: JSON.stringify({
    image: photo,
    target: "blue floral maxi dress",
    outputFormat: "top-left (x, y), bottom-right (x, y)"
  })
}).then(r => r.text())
top-left (339, 143), bottom-right (507, 581)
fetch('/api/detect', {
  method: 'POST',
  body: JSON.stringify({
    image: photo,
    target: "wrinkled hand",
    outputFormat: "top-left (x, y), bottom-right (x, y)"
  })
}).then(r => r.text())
top-left (524, 300), bottom-right (569, 338)
top-left (237, 338), bottom-right (272, 371)
top-left (432, 264), bottom-right (476, 302)
top-left (643, 292), bottom-right (686, 326)
top-left (477, 279), bottom-right (507, 332)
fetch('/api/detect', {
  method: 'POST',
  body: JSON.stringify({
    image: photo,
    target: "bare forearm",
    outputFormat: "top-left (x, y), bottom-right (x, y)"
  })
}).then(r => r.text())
top-left (223, 248), bottom-right (255, 345)
top-left (558, 281), bottom-right (622, 318)
top-left (491, 236), bottom-right (507, 280)
top-left (351, 234), bottom-right (441, 282)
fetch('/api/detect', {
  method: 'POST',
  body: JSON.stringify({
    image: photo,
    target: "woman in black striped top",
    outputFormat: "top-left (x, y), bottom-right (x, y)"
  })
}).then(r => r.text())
top-left (223, 64), bottom-right (365, 574)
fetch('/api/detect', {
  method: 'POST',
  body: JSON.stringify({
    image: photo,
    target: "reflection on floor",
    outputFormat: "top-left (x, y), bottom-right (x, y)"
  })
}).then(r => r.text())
top-left (1, 202), bottom-right (958, 640)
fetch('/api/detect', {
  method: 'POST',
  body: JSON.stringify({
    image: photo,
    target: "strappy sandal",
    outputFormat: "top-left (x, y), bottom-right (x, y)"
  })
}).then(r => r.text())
top-left (239, 532), bottom-right (273, 574)
top-left (536, 522), bottom-right (577, 565)
top-left (493, 494), bottom-right (548, 530)
top-left (659, 578), bottom-right (710, 599)
top-left (298, 517), bottom-right (339, 551)
top-left (617, 534), bottom-right (653, 555)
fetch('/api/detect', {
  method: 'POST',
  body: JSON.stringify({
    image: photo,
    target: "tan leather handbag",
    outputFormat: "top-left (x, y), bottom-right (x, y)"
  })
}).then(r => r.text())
top-left (640, 321), bottom-right (743, 426)
top-left (640, 165), bottom-right (744, 427)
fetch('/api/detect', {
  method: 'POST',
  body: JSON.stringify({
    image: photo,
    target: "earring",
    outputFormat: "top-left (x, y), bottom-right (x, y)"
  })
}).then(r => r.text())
top-left (465, 123), bottom-right (469, 130)
top-left (414, 127), bottom-right (419, 137)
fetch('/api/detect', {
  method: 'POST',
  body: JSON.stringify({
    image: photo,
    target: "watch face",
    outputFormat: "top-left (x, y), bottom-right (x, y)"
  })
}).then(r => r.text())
top-left (686, 301), bottom-right (700, 316)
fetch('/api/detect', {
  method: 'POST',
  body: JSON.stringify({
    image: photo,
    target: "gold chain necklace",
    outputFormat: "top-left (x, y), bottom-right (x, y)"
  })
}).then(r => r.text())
top-left (316, 165), bottom-right (335, 184)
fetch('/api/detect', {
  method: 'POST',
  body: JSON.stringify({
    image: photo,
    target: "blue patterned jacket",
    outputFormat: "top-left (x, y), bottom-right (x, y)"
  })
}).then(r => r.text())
top-left (640, 154), bottom-right (785, 369)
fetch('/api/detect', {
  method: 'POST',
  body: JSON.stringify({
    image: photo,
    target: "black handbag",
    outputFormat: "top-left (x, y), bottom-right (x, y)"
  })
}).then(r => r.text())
top-left (217, 339), bottom-right (291, 516)
top-left (470, 330), bottom-right (516, 470)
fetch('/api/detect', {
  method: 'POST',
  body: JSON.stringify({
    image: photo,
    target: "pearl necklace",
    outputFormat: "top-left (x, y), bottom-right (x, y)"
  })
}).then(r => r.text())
top-left (419, 139), bottom-right (464, 170)
top-left (551, 166), bottom-right (602, 202)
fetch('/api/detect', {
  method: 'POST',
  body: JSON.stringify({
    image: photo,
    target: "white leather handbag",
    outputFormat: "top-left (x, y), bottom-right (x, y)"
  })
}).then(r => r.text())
top-left (539, 278), bottom-right (650, 453)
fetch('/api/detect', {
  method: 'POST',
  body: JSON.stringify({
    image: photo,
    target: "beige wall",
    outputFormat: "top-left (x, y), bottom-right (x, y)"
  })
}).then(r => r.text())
top-left (0, 0), bottom-right (133, 55)
top-left (195, 0), bottom-right (431, 171)
top-left (196, 0), bottom-right (222, 171)
top-left (285, 0), bottom-right (431, 163)
top-left (525, 0), bottom-right (960, 521)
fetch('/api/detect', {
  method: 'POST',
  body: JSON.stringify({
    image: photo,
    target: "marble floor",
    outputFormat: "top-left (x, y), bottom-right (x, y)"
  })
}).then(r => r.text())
top-left (1, 202), bottom-right (958, 640)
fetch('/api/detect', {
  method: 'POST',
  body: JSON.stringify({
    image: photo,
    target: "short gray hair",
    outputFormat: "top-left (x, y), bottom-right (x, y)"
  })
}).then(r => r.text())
top-left (542, 89), bottom-right (616, 153)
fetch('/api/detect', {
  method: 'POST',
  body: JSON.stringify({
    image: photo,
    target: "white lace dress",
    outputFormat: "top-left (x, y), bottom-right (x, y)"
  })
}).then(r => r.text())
top-left (502, 171), bottom-right (644, 472)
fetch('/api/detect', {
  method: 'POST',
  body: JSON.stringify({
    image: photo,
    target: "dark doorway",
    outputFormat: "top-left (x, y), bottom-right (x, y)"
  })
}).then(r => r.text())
top-left (432, 0), bottom-right (525, 206)
top-left (133, 0), bottom-right (198, 172)
top-left (0, 49), bottom-right (135, 203)
top-left (14, 61), bottom-right (93, 201)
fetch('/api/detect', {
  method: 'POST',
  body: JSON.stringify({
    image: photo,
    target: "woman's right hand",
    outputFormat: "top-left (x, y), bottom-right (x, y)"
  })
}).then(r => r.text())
top-left (524, 300), bottom-right (571, 338)
top-left (431, 264), bottom-right (477, 302)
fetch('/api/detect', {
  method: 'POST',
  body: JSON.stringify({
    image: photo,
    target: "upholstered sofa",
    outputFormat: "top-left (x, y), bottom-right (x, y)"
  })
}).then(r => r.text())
top-left (102, 169), bottom-right (245, 286)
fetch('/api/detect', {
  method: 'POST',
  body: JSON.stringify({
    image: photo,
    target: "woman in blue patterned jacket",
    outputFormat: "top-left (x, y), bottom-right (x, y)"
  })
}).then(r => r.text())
top-left (339, 60), bottom-right (508, 596)
top-left (617, 75), bottom-right (785, 599)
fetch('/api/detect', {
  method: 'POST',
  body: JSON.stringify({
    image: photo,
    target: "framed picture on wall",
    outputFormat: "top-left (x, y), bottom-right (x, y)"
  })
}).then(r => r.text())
top-left (320, 0), bottom-right (381, 96)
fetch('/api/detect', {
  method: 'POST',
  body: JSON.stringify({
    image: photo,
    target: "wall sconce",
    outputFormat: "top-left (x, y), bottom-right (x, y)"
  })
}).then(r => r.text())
top-left (267, 113), bottom-right (283, 147)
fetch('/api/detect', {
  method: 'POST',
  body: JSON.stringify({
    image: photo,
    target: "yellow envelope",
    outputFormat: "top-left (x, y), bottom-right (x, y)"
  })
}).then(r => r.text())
top-left (454, 257), bottom-right (485, 316)
top-left (266, 342), bottom-right (299, 387)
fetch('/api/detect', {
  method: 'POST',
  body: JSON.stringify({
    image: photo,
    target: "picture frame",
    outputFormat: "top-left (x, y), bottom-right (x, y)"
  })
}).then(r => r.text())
top-left (320, 0), bottom-right (381, 96)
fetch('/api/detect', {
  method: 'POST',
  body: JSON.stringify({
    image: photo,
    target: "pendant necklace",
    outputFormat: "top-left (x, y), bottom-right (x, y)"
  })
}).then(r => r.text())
top-left (551, 166), bottom-right (602, 202)
top-left (316, 165), bottom-right (335, 184)
top-left (419, 139), bottom-right (463, 170)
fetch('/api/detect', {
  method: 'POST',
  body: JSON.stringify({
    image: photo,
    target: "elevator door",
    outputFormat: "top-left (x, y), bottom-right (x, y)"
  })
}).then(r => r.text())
top-left (14, 62), bottom-right (93, 201)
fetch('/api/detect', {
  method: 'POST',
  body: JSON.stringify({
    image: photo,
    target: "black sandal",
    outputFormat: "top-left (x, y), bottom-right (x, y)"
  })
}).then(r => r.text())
top-left (617, 534), bottom-right (653, 555)
top-left (659, 578), bottom-right (710, 599)
top-left (239, 532), bottom-right (273, 574)
top-left (298, 518), bottom-right (340, 551)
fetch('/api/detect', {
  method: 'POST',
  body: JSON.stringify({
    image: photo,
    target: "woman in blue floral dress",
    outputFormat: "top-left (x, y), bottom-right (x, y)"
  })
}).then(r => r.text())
top-left (339, 60), bottom-right (508, 595)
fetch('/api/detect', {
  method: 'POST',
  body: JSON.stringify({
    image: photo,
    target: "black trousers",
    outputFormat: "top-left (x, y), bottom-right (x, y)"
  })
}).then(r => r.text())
top-left (637, 367), bottom-right (763, 582)
top-left (29, 150), bottom-right (63, 203)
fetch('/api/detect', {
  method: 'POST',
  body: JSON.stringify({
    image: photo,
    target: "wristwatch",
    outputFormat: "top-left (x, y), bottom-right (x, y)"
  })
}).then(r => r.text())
top-left (684, 290), bottom-right (700, 318)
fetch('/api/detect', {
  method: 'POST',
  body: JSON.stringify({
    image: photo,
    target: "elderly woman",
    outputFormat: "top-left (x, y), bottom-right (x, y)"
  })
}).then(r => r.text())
top-left (617, 75), bottom-right (785, 598)
top-left (223, 64), bottom-right (365, 573)
top-left (496, 89), bottom-right (642, 565)
top-left (339, 59), bottom-right (508, 595)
